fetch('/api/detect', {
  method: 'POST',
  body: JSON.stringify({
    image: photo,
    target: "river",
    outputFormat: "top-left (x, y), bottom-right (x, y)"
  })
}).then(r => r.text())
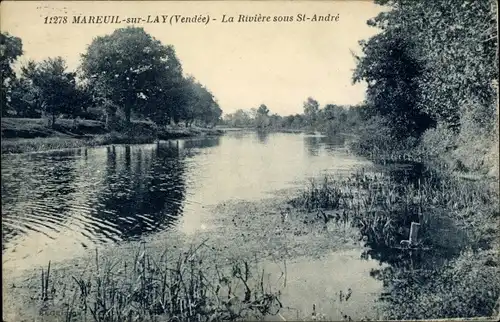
top-left (2, 131), bottom-right (386, 320)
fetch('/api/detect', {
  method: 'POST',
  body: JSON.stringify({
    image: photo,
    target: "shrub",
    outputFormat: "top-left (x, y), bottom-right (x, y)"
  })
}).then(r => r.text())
top-left (419, 123), bottom-right (457, 158)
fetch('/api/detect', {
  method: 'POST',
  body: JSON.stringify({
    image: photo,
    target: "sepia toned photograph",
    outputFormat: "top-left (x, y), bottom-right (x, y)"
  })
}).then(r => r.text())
top-left (1, 0), bottom-right (499, 321)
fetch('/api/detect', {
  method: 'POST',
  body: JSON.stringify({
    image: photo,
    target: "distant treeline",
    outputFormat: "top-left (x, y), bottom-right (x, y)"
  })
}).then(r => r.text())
top-left (1, 27), bottom-right (222, 129)
top-left (351, 0), bottom-right (498, 174)
top-left (221, 98), bottom-right (365, 134)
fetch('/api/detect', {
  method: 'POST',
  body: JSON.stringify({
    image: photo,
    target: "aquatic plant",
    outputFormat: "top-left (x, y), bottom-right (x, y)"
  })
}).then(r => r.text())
top-left (290, 166), bottom-right (500, 319)
top-left (290, 176), bottom-right (343, 211)
top-left (35, 242), bottom-right (282, 322)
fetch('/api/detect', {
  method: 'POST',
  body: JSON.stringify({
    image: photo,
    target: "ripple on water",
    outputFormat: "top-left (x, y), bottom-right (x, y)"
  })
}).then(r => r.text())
top-left (2, 133), bottom-right (371, 272)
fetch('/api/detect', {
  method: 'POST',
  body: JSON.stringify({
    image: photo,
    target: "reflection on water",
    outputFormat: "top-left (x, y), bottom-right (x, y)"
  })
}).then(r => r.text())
top-left (256, 130), bottom-right (269, 143)
top-left (2, 132), bottom-right (370, 268)
top-left (95, 143), bottom-right (187, 240)
top-left (362, 162), bottom-right (470, 269)
top-left (2, 143), bottom-right (189, 251)
top-left (263, 249), bottom-right (384, 321)
top-left (353, 161), bottom-right (480, 319)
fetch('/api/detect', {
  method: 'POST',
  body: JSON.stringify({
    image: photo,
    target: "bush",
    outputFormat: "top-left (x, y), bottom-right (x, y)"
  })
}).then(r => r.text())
top-left (453, 104), bottom-right (497, 174)
top-left (349, 116), bottom-right (418, 161)
top-left (418, 104), bottom-right (498, 175)
top-left (381, 250), bottom-right (500, 320)
top-left (419, 123), bottom-right (457, 158)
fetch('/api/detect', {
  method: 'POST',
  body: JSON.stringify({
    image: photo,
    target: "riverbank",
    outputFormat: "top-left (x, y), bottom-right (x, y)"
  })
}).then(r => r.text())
top-left (2, 129), bottom-right (498, 321)
top-left (2, 188), bottom-right (381, 322)
top-left (288, 163), bottom-right (500, 320)
top-left (216, 126), bottom-right (305, 134)
top-left (1, 118), bottom-right (225, 154)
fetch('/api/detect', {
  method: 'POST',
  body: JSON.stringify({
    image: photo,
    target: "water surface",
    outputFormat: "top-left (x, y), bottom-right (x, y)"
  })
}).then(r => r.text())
top-left (2, 132), bottom-right (370, 268)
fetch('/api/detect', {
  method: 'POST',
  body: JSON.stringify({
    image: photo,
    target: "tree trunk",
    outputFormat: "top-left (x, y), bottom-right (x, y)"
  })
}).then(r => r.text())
top-left (125, 105), bottom-right (131, 125)
top-left (105, 112), bottom-right (110, 130)
top-left (52, 113), bottom-right (56, 129)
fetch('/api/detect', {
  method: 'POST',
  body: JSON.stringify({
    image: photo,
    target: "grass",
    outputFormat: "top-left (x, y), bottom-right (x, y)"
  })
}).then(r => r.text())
top-left (290, 176), bottom-right (342, 211)
top-left (1, 133), bottom-right (155, 154)
top-left (1, 118), bottom-right (108, 138)
top-left (1, 118), bottom-right (225, 154)
top-left (289, 166), bottom-right (500, 320)
top-left (27, 241), bottom-right (284, 322)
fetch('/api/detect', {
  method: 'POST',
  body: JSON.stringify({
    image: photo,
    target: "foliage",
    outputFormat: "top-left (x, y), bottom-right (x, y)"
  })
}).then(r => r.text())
top-left (80, 27), bottom-right (181, 125)
top-left (8, 77), bottom-right (42, 118)
top-left (316, 104), bottom-right (365, 135)
top-left (303, 97), bottom-right (320, 128)
top-left (353, 0), bottom-right (498, 174)
top-left (348, 115), bottom-right (419, 161)
top-left (20, 57), bottom-right (81, 127)
top-left (1, 32), bottom-right (23, 116)
top-left (379, 249), bottom-right (500, 320)
top-left (353, 31), bottom-right (434, 138)
top-left (222, 101), bottom-right (363, 134)
top-left (182, 76), bottom-right (222, 127)
top-left (222, 109), bottom-right (253, 128)
top-left (4, 28), bottom-right (222, 132)
top-left (254, 104), bottom-right (270, 129)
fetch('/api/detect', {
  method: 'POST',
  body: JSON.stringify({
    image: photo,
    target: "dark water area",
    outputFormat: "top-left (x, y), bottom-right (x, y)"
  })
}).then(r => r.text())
top-left (361, 161), bottom-right (468, 267)
top-left (353, 158), bottom-right (486, 318)
top-left (2, 141), bottom-right (190, 247)
top-left (2, 131), bottom-right (370, 269)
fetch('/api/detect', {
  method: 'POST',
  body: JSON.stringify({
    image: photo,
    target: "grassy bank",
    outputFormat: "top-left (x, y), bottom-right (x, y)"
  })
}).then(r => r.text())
top-left (17, 243), bottom-right (283, 322)
top-left (215, 126), bottom-right (304, 134)
top-left (289, 166), bottom-right (500, 320)
top-left (3, 193), bottom-right (367, 322)
top-left (1, 118), bottom-right (224, 154)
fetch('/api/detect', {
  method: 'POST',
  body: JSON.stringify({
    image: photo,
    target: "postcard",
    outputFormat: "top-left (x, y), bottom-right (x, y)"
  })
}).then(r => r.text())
top-left (2, 1), bottom-right (499, 321)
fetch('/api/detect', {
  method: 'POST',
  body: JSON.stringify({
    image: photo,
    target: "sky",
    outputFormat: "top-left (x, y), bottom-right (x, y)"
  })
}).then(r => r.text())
top-left (1, 1), bottom-right (383, 116)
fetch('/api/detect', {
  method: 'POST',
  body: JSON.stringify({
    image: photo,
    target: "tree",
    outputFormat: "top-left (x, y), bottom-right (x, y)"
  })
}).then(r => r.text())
top-left (73, 82), bottom-right (96, 118)
top-left (177, 76), bottom-right (222, 127)
top-left (303, 97), bottom-right (320, 128)
top-left (9, 77), bottom-right (41, 118)
top-left (355, 0), bottom-right (497, 139)
top-left (206, 101), bottom-right (223, 127)
top-left (224, 109), bottom-right (252, 128)
top-left (353, 32), bottom-right (434, 138)
top-left (255, 104), bottom-right (270, 128)
top-left (1, 32), bottom-right (23, 116)
top-left (269, 113), bottom-right (283, 129)
top-left (22, 57), bottom-right (80, 127)
top-left (81, 27), bottom-right (183, 125)
top-left (386, 0), bottom-right (497, 130)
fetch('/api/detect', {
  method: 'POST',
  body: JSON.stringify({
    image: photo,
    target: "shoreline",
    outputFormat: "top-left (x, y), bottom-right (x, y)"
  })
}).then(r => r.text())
top-left (2, 189), bottom-right (377, 322)
top-left (2, 142), bottom-right (499, 321)
top-left (1, 127), bottom-right (225, 155)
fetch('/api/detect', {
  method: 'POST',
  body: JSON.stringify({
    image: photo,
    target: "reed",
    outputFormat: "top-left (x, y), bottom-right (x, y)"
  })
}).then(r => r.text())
top-left (34, 242), bottom-right (282, 322)
top-left (290, 176), bottom-right (343, 211)
top-left (290, 166), bottom-right (500, 319)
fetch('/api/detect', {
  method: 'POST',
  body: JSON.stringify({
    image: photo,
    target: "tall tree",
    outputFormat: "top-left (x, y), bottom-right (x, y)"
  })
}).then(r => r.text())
top-left (22, 57), bottom-right (80, 127)
top-left (1, 32), bottom-right (23, 116)
top-left (255, 104), bottom-right (270, 128)
top-left (9, 77), bottom-right (41, 118)
top-left (353, 32), bottom-right (434, 138)
top-left (303, 97), bottom-right (319, 128)
top-left (355, 0), bottom-right (497, 138)
top-left (80, 27), bottom-right (183, 125)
